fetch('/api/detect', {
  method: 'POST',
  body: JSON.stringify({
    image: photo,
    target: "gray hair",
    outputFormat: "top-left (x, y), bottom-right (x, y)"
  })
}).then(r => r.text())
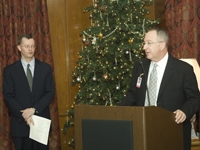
top-left (148, 28), bottom-right (169, 48)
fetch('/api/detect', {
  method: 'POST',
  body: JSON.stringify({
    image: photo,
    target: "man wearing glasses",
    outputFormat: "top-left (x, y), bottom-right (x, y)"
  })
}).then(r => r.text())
top-left (119, 28), bottom-right (200, 150)
top-left (3, 34), bottom-right (54, 150)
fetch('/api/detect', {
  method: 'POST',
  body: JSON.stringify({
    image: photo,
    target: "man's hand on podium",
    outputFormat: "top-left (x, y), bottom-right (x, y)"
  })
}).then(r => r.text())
top-left (174, 109), bottom-right (186, 124)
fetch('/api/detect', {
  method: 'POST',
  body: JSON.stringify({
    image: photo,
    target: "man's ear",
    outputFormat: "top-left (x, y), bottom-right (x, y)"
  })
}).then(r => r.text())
top-left (160, 42), bottom-right (166, 50)
top-left (17, 45), bottom-right (21, 51)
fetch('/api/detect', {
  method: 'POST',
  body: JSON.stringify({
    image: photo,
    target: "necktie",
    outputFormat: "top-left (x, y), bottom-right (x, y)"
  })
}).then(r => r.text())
top-left (148, 64), bottom-right (157, 106)
top-left (27, 64), bottom-right (33, 91)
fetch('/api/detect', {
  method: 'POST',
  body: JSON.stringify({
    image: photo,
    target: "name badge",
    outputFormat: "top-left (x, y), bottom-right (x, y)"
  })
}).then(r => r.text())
top-left (136, 73), bottom-right (144, 88)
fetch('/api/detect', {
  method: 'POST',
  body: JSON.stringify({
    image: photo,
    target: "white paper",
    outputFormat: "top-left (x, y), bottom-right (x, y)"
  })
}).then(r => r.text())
top-left (29, 115), bottom-right (51, 145)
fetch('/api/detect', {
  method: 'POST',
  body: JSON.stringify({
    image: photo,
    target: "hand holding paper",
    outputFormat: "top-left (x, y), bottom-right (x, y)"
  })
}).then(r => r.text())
top-left (26, 117), bottom-right (34, 126)
top-left (29, 115), bottom-right (51, 145)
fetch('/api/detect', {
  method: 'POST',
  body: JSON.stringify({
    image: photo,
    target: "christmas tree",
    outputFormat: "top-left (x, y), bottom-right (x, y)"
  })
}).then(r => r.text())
top-left (64, 0), bottom-right (159, 148)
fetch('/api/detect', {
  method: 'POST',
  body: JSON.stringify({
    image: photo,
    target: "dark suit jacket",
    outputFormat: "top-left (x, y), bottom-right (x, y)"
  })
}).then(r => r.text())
top-left (3, 59), bottom-right (55, 137)
top-left (119, 55), bottom-right (200, 150)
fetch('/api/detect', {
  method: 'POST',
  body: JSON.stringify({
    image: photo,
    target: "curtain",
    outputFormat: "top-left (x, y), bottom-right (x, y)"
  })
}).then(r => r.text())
top-left (165, 0), bottom-right (200, 137)
top-left (0, 0), bottom-right (60, 149)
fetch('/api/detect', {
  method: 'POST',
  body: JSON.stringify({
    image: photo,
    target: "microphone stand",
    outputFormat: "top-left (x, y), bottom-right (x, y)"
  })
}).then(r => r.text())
top-left (139, 61), bottom-right (151, 106)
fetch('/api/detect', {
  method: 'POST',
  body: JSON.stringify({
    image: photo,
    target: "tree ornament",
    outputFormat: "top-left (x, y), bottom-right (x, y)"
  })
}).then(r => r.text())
top-left (98, 33), bottom-right (103, 39)
top-left (82, 35), bottom-right (86, 43)
top-left (93, 9), bottom-right (97, 13)
top-left (92, 36), bottom-right (96, 45)
top-left (106, 15), bottom-right (109, 26)
top-left (93, 21), bottom-right (97, 26)
top-left (71, 104), bottom-right (74, 109)
top-left (78, 55), bottom-right (82, 59)
top-left (77, 76), bottom-right (81, 82)
top-left (103, 74), bottom-right (109, 80)
top-left (115, 58), bottom-right (117, 65)
top-left (90, 12), bottom-right (93, 26)
top-left (100, 6), bottom-right (107, 12)
top-left (85, 40), bottom-right (91, 46)
top-left (93, 71), bottom-right (97, 81)
top-left (94, 2), bottom-right (98, 8)
top-left (128, 38), bottom-right (134, 45)
top-left (129, 50), bottom-right (132, 61)
top-left (116, 81), bottom-right (120, 90)
top-left (112, 0), bottom-right (118, 4)
top-left (93, 76), bottom-right (96, 81)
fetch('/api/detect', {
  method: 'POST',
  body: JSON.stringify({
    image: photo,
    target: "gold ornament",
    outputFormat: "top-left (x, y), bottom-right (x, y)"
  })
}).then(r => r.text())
top-left (98, 33), bottom-right (103, 39)
top-left (128, 38), bottom-right (134, 45)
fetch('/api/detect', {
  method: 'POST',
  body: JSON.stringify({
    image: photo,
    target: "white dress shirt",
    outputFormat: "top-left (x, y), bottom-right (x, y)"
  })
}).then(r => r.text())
top-left (21, 58), bottom-right (35, 78)
top-left (144, 53), bottom-right (168, 106)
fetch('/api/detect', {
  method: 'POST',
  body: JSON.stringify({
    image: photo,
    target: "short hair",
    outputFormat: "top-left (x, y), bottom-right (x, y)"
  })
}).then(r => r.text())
top-left (148, 27), bottom-right (169, 48)
top-left (18, 34), bottom-right (34, 45)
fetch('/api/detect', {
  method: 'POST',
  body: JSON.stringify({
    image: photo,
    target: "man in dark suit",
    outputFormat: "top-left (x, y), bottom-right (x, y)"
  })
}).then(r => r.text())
top-left (3, 34), bottom-right (54, 150)
top-left (119, 28), bottom-right (200, 150)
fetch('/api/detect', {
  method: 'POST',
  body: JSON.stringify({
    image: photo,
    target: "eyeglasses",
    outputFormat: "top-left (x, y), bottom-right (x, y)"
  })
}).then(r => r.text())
top-left (142, 41), bottom-right (163, 46)
top-left (21, 45), bottom-right (36, 49)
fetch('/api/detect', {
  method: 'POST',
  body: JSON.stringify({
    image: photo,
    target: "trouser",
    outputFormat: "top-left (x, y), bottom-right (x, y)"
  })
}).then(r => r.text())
top-left (12, 136), bottom-right (49, 150)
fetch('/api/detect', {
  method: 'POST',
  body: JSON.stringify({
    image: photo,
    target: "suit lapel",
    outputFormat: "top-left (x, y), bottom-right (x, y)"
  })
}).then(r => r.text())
top-left (15, 60), bottom-right (32, 94)
top-left (144, 60), bottom-right (151, 83)
top-left (157, 56), bottom-right (174, 100)
top-left (32, 59), bottom-right (41, 94)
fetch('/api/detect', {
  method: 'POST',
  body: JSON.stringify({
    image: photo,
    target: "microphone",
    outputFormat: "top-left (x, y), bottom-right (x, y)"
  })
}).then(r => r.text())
top-left (139, 60), bottom-right (150, 106)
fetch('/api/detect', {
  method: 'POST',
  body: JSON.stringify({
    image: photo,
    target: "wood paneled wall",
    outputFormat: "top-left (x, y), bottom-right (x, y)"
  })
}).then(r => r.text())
top-left (146, 0), bottom-right (166, 28)
top-left (47, 0), bottom-right (91, 149)
top-left (46, 0), bottom-right (165, 149)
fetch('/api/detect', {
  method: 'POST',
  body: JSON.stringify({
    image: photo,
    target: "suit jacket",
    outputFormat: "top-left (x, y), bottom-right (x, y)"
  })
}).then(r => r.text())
top-left (119, 55), bottom-right (200, 150)
top-left (3, 59), bottom-right (55, 137)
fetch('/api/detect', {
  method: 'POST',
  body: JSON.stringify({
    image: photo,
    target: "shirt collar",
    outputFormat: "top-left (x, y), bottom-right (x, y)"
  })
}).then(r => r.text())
top-left (21, 58), bottom-right (35, 68)
top-left (151, 53), bottom-right (168, 69)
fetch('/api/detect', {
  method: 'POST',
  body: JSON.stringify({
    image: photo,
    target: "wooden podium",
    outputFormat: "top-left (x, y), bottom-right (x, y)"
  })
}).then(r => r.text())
top-left (74, 105), bottom-right (183, 150)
